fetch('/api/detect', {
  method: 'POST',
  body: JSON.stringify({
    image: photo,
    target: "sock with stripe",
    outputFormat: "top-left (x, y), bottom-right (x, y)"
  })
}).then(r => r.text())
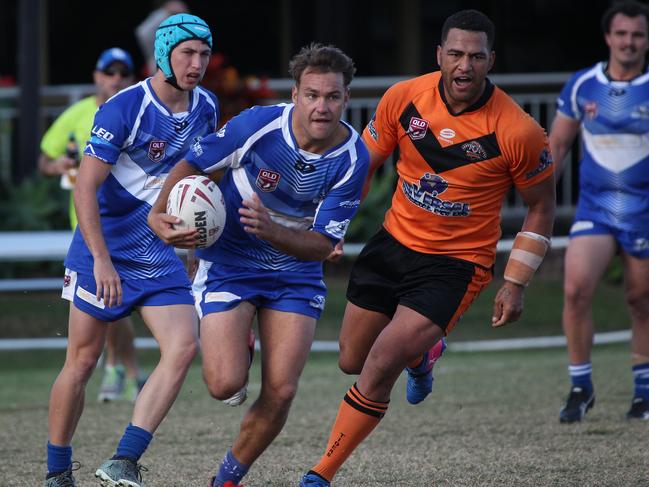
top-left (632, 362), bottom-right (649, 400)
top-left (213, 449), bottom-right (249, 486)
top-left (568, 362), bottom-right (593, 395)
top-left (46, 441), bottom-right (72, 476)
top-left (310, 383), bottom-right (389, 482)
top-left (115, 423), bottom-right (153, 462)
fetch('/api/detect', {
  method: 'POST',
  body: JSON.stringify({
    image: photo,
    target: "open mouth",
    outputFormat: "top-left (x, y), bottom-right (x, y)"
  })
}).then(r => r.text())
top-left (453, 76), bottom-right (473, 89)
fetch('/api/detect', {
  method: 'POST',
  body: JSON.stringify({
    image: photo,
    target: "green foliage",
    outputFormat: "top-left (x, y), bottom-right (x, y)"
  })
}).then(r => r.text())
top-left (346, 165), bottom-right (397, 242)
top-left (0, 175), bottom-right (68, 230)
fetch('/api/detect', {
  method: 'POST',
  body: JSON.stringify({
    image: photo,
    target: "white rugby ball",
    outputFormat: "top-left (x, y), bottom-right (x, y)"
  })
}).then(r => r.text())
top-left (166, 175), bottom-right (226, 248)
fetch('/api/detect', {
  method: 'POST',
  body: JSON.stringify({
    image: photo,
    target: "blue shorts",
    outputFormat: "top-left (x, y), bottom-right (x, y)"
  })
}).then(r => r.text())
top-left (569, 219), bottom-right (649, 258)
top-left (193, 261), bottom-right (327, 320)
top-left (61, 269), bottom-right (194, 322)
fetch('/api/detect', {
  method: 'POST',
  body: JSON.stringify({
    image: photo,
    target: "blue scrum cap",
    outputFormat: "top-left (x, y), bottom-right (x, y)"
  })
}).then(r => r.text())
top-left (154, 13), bottom-right (213, 80)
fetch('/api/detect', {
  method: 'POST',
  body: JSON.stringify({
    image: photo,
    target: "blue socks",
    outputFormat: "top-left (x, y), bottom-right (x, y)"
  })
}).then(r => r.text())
top-left (632, 363), bottom-right (649, 400)
top-left (214, 449), bottom-right (249, 486)
top-left (115, 423), bottom-right (153, 462)
top-left (47, 441), bottom-right (72, 475)
top-left (569, 362), bottom-right (593, 394)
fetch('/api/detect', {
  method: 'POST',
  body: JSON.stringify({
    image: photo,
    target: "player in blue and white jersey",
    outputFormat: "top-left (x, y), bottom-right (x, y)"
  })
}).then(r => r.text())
top-left (550, 0), bottom-right (649, 423)
top-left (45, 14), bottom-right (217, 487)
top-left (149, 43), bottom-right (369, 487)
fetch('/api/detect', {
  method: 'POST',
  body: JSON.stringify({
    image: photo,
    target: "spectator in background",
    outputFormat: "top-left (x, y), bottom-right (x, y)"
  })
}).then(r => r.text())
top-left (550, 0), bottom-right (649, 423)
top-left (38, 47), bottom-right (145, 404)
top-left (135, 0), bottom-right (189, 77)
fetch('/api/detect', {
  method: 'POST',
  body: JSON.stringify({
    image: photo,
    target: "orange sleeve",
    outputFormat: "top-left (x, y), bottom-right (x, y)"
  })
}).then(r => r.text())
top-left (503, 114), bottom-right (555, 189)
top-left (361, 82), bottom-right (403, 157)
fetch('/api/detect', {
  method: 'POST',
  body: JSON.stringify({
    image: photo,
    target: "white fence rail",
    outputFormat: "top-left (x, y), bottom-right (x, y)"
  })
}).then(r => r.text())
top-left (0, 231), bottom-right (569, 292)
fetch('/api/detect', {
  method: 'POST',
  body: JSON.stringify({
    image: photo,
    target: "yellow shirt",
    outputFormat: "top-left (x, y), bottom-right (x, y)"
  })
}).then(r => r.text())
top-left (40, 95), bottom-right (98, 229)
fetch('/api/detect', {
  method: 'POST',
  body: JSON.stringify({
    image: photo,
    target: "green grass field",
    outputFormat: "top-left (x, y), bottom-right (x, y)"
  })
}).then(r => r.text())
top-left (1, 343), bottom-right (646, 486)
top-left (0, 274), bottom-right (631, 342)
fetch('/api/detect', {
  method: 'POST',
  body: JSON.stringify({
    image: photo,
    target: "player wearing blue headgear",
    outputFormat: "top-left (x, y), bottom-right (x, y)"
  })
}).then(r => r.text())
top-left (155, 13), bottom-right (213, 90)
top-left (44, 14), bottom-right (218, 487)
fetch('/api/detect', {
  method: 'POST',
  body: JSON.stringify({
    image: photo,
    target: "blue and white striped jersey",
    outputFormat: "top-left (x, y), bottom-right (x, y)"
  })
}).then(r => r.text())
top-left (65, 78), bottom-right (219, 279)
top-left (185, 103), bottom-right (369, 273)
top-left (557, 62), bottom-right (649, 230)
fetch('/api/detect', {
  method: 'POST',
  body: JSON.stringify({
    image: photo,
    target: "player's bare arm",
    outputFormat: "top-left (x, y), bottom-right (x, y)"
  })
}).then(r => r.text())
top-left (147, 159), bottom-right (200, 248)
top-left (240, 192), bottom-right (334, 261)
top-left (549, 113), bottom-right (581, 176)
top-left (362, 148), bottom-right (389, 200)
top-left (74, 154), bottom-right (122, 307)
top-left (492, 175), bottom-right (556, 327)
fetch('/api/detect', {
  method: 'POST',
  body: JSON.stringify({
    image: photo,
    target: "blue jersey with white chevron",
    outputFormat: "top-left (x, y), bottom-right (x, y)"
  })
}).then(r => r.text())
top-left (65, 78), bottom-right (219, 279)
top-left (185, 103), bottom-right (369, 273)
top-left (557, 62), bottom-right (649, 230)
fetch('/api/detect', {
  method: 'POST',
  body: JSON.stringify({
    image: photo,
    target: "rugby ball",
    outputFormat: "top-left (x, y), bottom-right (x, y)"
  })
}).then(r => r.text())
top-left (166, 175), bottom-right (226, 248)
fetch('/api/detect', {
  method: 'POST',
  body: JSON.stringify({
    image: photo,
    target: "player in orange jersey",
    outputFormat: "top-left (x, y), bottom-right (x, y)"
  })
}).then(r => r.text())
top-left (300, 9), bottom-right (556, 486)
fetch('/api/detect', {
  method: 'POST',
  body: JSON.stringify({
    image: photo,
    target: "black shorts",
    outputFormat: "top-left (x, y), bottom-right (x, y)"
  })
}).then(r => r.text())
top-left (346, 227), bottom-right (492, 331)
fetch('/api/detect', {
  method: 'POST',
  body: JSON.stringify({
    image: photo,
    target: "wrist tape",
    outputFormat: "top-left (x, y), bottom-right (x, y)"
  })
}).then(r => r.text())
top-left (503, 232), bottom-right (550, 287)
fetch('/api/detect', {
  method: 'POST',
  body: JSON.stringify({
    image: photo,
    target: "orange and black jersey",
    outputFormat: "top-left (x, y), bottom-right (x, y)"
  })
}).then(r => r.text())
top-left (362, 71), bottom-right (554, 269)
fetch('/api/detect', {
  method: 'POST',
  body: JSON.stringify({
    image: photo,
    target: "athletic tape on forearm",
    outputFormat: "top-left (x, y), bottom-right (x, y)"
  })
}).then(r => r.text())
top-left (503, 232), bottom-right (550, 287)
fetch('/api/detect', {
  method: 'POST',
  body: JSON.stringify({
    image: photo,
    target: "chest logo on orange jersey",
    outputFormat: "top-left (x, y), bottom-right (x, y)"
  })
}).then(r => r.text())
top-left (402, 173), bottom-right (470, 217)
top-left (461, 141), bottom-right (488, 161)
top-left (407, 117), bottom-right (429, 140)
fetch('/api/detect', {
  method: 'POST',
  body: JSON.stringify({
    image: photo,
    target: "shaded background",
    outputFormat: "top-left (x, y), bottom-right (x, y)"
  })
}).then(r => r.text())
top-left (1, 0), bottom-right (616, 84)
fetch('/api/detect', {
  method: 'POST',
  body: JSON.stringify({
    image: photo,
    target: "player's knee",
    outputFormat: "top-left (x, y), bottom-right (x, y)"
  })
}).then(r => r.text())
top-left (564, 282), bottom-right (592, 308)
top-left (67, 351), bottom-right (100, 382)
top-left (626, 291), bottom-right (649, 317)
top-left (338, 354), bottom-right (363, 375)
top-left (203, 370), bottom-right (246, 400)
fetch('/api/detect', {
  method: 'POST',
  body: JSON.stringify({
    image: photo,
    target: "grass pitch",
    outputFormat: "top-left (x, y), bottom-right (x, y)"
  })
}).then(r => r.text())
top-left (1, 343), bottom-right (647, 486)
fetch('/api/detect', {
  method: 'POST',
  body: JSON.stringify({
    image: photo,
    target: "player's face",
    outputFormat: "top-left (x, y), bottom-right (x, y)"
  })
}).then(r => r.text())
top-left (605, 13), bottom-right (649, 70)
top-left (437, 28), bottom-right (494, 113)
top-left (94, 62), bottom-right (133, 99)
top-left (170, 39), bottom-right (211, 89)
top-left (291, 69), bottom-right (349, 149)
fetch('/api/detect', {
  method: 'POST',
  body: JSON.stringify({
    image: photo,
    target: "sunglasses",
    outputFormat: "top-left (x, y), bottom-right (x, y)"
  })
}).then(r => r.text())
top-left (103, 67), bottom-right (132, 78)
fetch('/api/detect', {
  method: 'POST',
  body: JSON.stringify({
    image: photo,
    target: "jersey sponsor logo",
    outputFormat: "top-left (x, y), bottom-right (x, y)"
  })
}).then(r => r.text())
top-left (461, 140), bottom-right (488, 161)
top-left (407, 116), bottom-right (429, 140)
top-left (632, 105), bottom-right (649, 120)
top-left (325, 218), bottom-right (351, 239)
top-left (191, 138), bottom-right (203, 157)
top-left (584, 101), bottom-right (597, 119)
top-left (525, 148), bottom-right (553, 179)
top-left (147, 140), bottom-right (167, 162)
top-left (256, 169), bottom-right (281, 192)
top-left (309, 294), bottom-right (326, 310)
top-left (367, 113), bottom-right (379, 141)
top-left (439, 128), bottom-right (456, 143)
top-left (294, 160), bottom-right (316, 173)
top-left (608, 87), bottom-right (626, 97)
top-left (216, 125), bottom-right (227, 138)
top-left (63, 275), bottom-right (71, 287)
top-left (91, 125), bottom-right (115, 142)
top-left (402, 173), bottom-right (470, 217)
top-left (339, 199), bottom-right (360, 209)
top-left (144, 175), bottom-right (166, 189)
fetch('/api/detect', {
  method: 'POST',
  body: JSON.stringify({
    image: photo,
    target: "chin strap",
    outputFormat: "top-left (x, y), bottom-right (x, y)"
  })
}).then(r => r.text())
top-left (164, 75), bottom-right (184, 91)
